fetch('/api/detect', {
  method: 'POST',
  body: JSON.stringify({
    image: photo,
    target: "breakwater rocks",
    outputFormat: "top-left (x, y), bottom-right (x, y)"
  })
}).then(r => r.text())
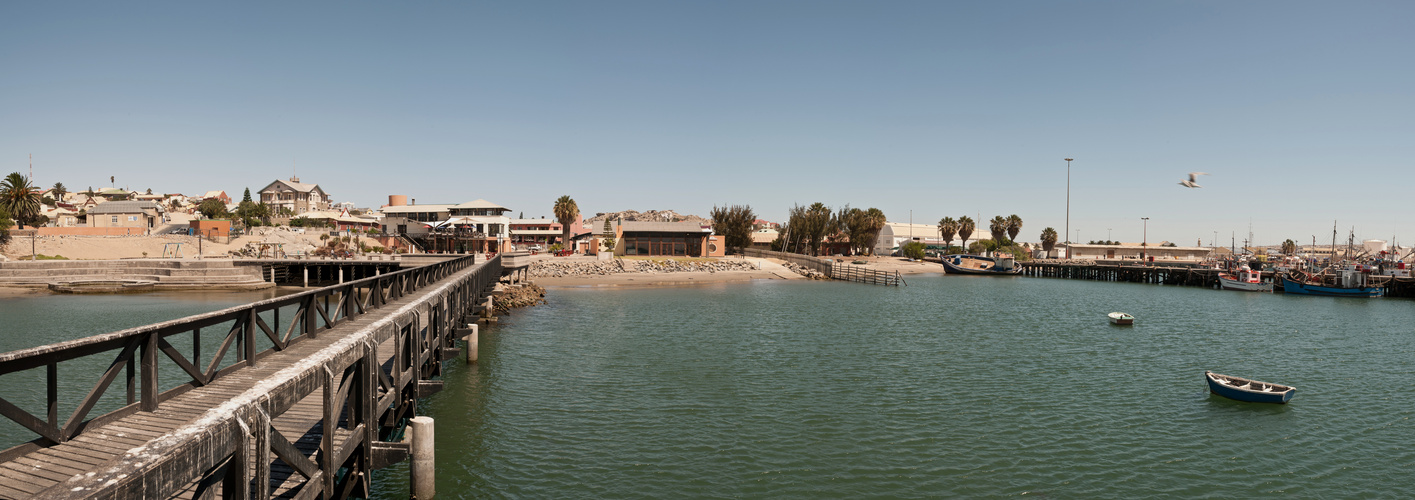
top-left (497, 283), bottom-right (547, 313)
top-left (529, 259), bottom-right (759, 278)
top-left (781, 262), bottom-right (830, 280)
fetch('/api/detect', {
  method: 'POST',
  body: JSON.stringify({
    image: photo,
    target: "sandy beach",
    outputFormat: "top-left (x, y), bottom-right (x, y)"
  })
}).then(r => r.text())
top-left (529, 254), bottom-right (942, 288)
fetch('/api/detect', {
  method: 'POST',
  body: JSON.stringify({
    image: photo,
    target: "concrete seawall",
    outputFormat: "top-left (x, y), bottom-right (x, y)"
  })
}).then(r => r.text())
top-left (0, 258), bottom-right (273, 290)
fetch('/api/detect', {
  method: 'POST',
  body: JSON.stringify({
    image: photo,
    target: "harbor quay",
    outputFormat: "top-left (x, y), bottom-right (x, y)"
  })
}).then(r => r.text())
top-left (1017, 260), bottom-right (1415, 298)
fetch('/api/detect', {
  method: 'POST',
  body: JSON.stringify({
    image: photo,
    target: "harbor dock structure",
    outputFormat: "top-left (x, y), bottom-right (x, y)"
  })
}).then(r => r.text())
top-left (1018, 261), bottom-right (1415, 298)
top-left (0, 254), bottom-right (504, 498)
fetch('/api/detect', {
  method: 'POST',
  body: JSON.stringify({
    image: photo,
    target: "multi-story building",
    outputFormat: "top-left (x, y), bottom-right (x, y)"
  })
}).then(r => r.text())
top-left (258, 177), bottom-right (331, 215)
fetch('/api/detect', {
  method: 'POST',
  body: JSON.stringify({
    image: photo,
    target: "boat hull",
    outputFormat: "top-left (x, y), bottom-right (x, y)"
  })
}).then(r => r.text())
top-left (1205, 371), bottom-right (1295, 403)
top-left (1280, 277), bottom-right (1382, 297)
top-left (941, 255), bottom-right (1021, 275)
top-left (1218, 275), bottom-right (1273, 292)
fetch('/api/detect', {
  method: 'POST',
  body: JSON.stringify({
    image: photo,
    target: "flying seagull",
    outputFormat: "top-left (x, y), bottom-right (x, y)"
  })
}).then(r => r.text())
top-left (1179, 172), bottom-right (1208, 188)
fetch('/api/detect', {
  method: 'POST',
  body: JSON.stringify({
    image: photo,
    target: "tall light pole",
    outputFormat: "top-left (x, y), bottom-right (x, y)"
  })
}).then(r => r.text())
top-left (1108, 228), bottom-right (1113, 242)
top-left (1064, 158), bottom-right (1073, 243)
top-left (1141, 217), bottom-right (1150, 262)
top-left (1074, 228), bottom-right (1080, 244)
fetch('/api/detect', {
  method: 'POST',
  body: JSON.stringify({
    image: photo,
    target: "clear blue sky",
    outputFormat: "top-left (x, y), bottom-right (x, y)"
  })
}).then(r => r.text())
top-left (3, 2), bottom-right (1412, 246)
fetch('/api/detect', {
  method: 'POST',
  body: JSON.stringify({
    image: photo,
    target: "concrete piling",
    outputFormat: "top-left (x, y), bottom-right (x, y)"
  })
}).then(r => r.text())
top-left (410, 416), bottom-right (435, 499)
top-left (464, 324), bottom-right (479, 363)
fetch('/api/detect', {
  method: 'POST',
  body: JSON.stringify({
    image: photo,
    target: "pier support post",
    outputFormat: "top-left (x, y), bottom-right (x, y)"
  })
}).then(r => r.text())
top-left (303, 267), bottom-right (309, 287)
top-left (464, 324), bottom-right (479, 363)
top-left (410, 416), bottom-right (436, 499)
top-left (339, 266), bottom-right (344, 284)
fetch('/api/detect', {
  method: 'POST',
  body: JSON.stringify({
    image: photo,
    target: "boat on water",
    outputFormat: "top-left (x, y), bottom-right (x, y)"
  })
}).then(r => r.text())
top-left (1218, 262), bottom-right (1273, 292)
top-left (1107, 312), bottom-right (1133, 325)
top-left (941, 253), bottom-right (1021, 275)
top-left (1205, 371), bottom-right (1295, 403)
top-left (1281, 266), bottom-right (1384, 298)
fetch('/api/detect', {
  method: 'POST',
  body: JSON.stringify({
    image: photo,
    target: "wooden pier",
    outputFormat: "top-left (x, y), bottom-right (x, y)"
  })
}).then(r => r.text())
top-left (1019, 261), bottom-right (1223, 287)
top-left (1019, 260), bottom-right (1415, 297)
top-left (0, 254), bottom-right (503, 498)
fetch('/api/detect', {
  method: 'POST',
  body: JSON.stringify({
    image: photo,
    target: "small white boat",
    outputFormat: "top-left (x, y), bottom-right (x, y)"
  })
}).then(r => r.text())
top-left (1218, 262), bottom-right (1273, 292)
top-left (1107, 312), bottom-right (1134, 325)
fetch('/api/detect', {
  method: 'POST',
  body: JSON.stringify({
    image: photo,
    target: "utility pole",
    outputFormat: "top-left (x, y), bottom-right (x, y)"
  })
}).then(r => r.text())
top-left (1141, 217), bottom-right (1149, 262)
top-left (1064, 158), bottom-right (1073, 243)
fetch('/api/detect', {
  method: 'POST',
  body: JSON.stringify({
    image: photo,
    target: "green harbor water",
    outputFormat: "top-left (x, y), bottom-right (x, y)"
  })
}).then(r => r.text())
top-left (3, 276), bottom-right (1413, 497)
top-left (375, 276), bottom-right (1415, 498)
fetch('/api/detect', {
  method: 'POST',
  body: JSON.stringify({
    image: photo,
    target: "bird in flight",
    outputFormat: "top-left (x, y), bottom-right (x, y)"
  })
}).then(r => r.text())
top-left (1179, 172), bottom-right (1208, 188)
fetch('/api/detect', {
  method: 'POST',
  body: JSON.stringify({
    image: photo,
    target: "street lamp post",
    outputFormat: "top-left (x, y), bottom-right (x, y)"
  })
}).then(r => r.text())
top-left (1141, 217), bottom-right (1150, 262)
top-left (1108, 228), bottom-right (1113, 242)
top-left (1064, 158), bottom-right (1073, 243)
top-left (1074, 228), bottom-right (1080, 244)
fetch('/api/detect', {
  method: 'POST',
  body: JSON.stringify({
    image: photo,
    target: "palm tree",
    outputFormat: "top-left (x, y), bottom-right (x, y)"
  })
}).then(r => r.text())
top-left (958, 216), bottom-right (975, 254)
top-left (1040, 227), bottom-right (1058, 258)
top-left (988, 216), bottom-right (1008, 249)
top-left (863, 207), bottom-right (886, 255)
top-left (1281, 239), bottom-right (1297, 255)
top-left (553, 195), bottom-right (579, 251)
top-left (52, 182), bottom-right (67, 201)
top-left (938, 217), bottom-right (958, 252)
top-left (0, 173), bottom-right (42, 229)
top-left (1006, 214), bottom-right (1023, 243)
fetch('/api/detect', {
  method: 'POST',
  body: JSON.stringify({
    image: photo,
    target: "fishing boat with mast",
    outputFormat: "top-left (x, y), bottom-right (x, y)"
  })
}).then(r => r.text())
top-left (1218, 260), bottom-right (1272, 292)
top-left (1280, 224), bottom-right (1386, 297)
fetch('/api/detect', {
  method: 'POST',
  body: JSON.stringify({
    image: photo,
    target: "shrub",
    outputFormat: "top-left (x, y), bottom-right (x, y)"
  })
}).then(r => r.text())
top-left (902, 241), bottom-right (927, 260)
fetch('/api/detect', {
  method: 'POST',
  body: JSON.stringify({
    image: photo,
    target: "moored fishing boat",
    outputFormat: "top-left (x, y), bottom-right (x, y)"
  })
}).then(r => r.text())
top-left (1218, 262), bottom-right (1272, 292)
top-left (941, 253), bottom-right (1021, 275)
top-left (1281, 267), bottom-right (1383, 297)
top-left (1205, 371), bottom-right (1295, 403)
top-left (1107, 312), bottom-right (1133, 325)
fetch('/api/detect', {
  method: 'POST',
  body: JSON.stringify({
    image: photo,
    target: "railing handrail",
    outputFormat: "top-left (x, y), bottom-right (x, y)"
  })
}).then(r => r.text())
top-left (0, 253), bottom-right (494, 457)
top-left (0, 254), bottom-right (478, 368)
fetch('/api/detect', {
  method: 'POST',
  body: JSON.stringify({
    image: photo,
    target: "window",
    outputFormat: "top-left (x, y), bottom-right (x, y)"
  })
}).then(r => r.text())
top-left (111, 216), bottom-right (119, 224)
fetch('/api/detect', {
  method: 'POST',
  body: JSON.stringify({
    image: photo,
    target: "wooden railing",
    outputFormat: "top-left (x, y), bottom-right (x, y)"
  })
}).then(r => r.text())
top-left (0, 253), bottom-right (495, 463)
top-left (831, 262), bottom-right (906, 286)
top-left (741, 249), bottom-right (904, 286)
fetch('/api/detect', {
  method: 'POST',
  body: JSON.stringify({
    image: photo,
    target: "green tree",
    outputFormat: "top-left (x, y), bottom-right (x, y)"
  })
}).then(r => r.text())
top-left (0, 172), bottom-right (42, 229)
top-left (937, 217), bottom-right (958, 252)
top-left (1006, 214), bottom-right (1023, 243)
top-left (957, 216), bottom-right (975, 254)
top-left (553, 195), bottom-right (579, 251)
top-left (241, 187), bottom-right (253, 203)
top-left (799, 202), bottom-right (833, 256)
top-left (52, 182), bottom-right (67, 201)
top-left (710, 204), bottom-right (756, 253)
top-left (1040, 227), bottom-right (1058, 258)
top-left (198, 198), bottom-right (229, 219)
top-left (902, 241), bottom-right (927, 260)
top-left (988, 216), bottom-right (1009, 246)
top-left (844, 207), bottom-right (887, 256)
top-left (1281, 239), bottom-right (1297, 255)
top-left (0, 206), bottom-right (13, 245)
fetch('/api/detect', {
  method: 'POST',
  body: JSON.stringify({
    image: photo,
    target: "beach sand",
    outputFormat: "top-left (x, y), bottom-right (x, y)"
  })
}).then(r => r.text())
top-left (531, 254), bottom-right (942, 288)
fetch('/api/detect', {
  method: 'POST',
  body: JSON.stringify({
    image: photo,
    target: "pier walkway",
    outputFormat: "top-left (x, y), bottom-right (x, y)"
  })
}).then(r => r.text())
top-left (0, 254), bottom-right (502, 499)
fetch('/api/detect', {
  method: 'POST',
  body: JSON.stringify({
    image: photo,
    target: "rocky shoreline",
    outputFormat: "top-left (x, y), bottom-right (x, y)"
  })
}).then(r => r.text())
top-left (529, 259), bottom-right (762, 278)
top-left (496, 283), bottom-right (547, 313)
